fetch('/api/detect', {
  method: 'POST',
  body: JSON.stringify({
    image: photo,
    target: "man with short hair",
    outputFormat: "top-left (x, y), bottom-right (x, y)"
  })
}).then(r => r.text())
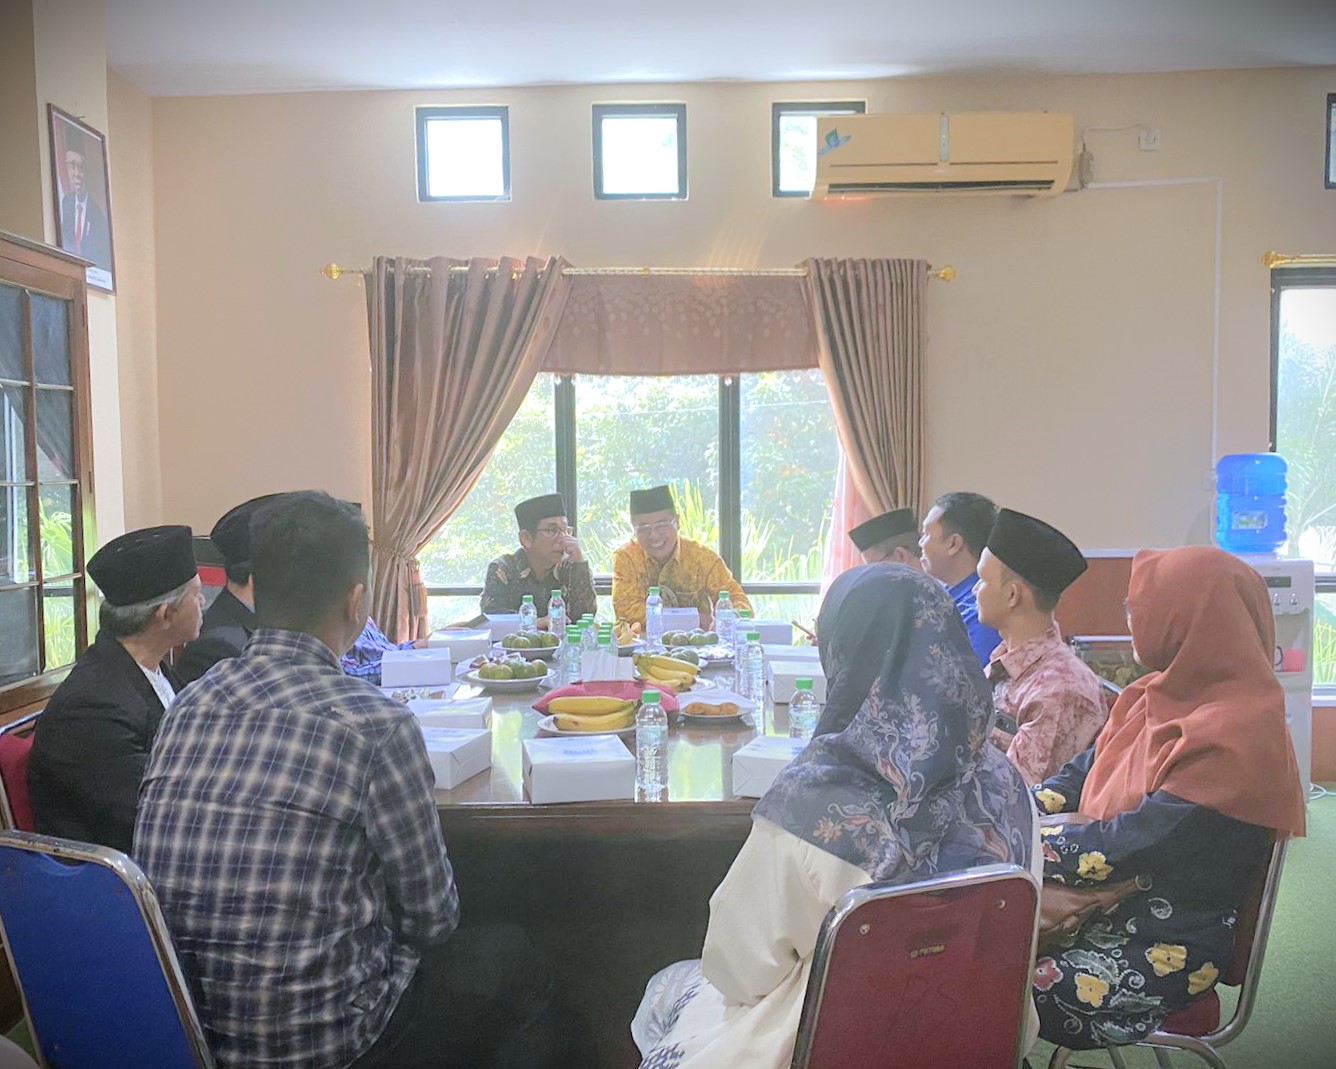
top-left (480, 492), bottom-right (596, 624)
top-left (176, 493), bottom-right (283, 685)
top-left (918, 491), bottom-right (1002, 665)
top-left (848, 508), bottom-right (922, 567)
top-left (612, 484), bottom-right (750, 628)
top-left (136, 491), bottom-right (559, 1069)
top-left (974, 508), bottom-right (1108, 786)
top-left (29, 525), bottom-right (203, 852)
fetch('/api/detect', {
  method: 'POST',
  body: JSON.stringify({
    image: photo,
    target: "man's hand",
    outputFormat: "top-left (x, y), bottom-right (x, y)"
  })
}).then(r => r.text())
top-left (559, 534), bottom-right (585, 564)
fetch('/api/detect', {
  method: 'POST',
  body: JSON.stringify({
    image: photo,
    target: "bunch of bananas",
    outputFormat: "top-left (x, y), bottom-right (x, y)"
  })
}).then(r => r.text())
top-left (633, 653), bottom-right (700, 691)
top-left (548, 695), bottom-right (637, 732)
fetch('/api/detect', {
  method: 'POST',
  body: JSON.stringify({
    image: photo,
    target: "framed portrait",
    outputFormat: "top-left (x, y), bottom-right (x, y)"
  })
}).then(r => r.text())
top-left (1328, 94), bottom-right (1336, 190)
top-left (48, 104), bottom-right (116, 293)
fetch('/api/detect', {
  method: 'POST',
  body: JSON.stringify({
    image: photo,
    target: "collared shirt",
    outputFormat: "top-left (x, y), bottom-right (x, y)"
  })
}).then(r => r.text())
top-left (611, 536), bottom-right (751, 627)
top-left (139, 665), bottom-right (176, 708)
top-left (987, 625), bottom-right (1108, 787)
top-left (479, 547), bottom-right (597, 622)
top-left (340, 617), bottom-right (416, 685)
top-left (948, 574), bottom-right (1002, 666)
top-left (135, 629), bottom-right (458, 1069)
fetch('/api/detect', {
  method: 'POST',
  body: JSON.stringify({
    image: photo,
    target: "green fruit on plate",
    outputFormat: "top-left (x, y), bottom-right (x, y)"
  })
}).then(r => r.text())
top-left (700, 631), bottom-right (718, 645)
top-left (530, 661), bottom-right (548, 677)
top-left (668, 647), bottom-right (700, 665)
top-left (540, 632), bottom-right (560, 648)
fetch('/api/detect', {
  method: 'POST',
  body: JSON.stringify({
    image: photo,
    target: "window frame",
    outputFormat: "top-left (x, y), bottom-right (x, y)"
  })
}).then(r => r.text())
top-left (591, 103), bottom-right (688, 201)
top-left (414, 105), bottom-right (512, 203)
top-left (0, 231), bottom-right (96, 714)
top-left (771, 100), bottom-right (867, 198)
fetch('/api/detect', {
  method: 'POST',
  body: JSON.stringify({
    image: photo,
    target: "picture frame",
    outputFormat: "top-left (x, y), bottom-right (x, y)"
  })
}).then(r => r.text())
top-left (48, 104), bottom-right (116, 293)
top-left (1328, 93), bottom-right (1336, 190)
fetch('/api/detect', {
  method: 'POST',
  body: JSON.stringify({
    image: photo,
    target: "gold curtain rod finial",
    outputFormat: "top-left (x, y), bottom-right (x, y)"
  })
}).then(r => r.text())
top-left (1262, 251), bottom-right (1292, 269)
top-left (321, 262), bottom-right (346, 281)
top-left (1263, 251), bottom-right (1336, 269)
top-left (932, 265), bottom-right (956, 282)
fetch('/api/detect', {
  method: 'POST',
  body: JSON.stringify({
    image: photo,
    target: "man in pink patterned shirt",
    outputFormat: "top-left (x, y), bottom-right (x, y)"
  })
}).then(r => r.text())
top-left (974, 508), bottom-right (1108, 785)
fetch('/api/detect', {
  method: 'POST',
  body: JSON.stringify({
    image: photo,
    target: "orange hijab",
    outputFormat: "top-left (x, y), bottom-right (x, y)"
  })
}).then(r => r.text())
top-left (1080, 546), bottom-right (1306, 838)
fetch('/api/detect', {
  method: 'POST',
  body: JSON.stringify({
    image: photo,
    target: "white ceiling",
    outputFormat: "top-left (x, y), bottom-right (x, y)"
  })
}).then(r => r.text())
top-left (107, 0), bottom-right (1336, 97)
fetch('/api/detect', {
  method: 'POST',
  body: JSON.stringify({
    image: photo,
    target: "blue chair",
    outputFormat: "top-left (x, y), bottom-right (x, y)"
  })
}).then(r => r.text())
top-left (0, 831), bottom-right (213, 1068)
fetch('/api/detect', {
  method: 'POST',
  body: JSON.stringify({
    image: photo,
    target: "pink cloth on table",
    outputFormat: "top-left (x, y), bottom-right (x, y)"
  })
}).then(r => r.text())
top-left (533, 680), bottom-right (681, 713)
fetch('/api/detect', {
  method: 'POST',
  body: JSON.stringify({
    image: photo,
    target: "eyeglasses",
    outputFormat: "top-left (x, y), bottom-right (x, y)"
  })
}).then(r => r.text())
top-left (536, 525), bottom-right (572, 539)
top-left (632, 519), bottom-right (678, 538)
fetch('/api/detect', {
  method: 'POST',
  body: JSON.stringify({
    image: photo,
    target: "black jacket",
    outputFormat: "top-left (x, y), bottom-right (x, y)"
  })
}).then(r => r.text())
top-left (175, 588), bottom-right (255, 686)
top-left (29, 632), bottom-right (179, 853)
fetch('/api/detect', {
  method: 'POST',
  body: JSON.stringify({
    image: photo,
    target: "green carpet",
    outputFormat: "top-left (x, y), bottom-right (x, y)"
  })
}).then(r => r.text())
top-left (1032, 790), bottom-right (1336, 1069)
top-left (9, 796), bottom-right (1336, 1067)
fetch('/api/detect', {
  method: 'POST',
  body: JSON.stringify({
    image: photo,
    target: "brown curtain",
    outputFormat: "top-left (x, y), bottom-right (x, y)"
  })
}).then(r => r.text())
top-left (367, 255), bottom-right (572, 641)
top-left (544, 272), bottom-right (816, 374)
top-left (804, 258), bottom-right (926, 518)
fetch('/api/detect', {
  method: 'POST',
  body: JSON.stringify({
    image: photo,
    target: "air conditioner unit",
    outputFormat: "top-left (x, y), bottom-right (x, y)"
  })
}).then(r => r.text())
top-left (813, 112), bottom-right (1075, 198)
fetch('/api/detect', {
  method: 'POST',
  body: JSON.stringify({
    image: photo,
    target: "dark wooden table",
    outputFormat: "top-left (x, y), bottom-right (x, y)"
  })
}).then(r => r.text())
top-left (434, 665), bottom-right (792, 1068)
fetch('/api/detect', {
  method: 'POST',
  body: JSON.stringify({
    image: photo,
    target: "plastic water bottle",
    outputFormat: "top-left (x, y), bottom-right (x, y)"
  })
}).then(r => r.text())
top-left (645, 586), bottom-right (664, 651)
top-left (519, 594), bottom-right (538, 633)
top-left (714, 591), bottom-right (736, 649)
top-left (594, 632), bottom-right (616, 681)
top-left (636, 689), bottom-right (669, 802)
top-left (789, 678), bottom-right (819, 740)
top-left (1215, 453), bottom-right (1288, 554)
top-left (548, 589), bottom-right (566, 643)
top-left (580, 620), bottom-right (599, 653)
top-left (561, 624), bottom-right (583, 684)
top-left (735, 631), bottom-right (764, 701)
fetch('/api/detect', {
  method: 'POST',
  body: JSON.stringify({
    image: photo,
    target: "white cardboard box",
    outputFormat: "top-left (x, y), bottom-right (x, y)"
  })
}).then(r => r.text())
top-left (381, 648), bottom-right (454, 687)
top-left (581, 650), bottom-right (635, 681)
top-left (745, 619), bottom-right (793, 644)
top-left (426, 628), bottom-right (492, 660)
top-left (732, 736), bottom-right (808, 798)
top-left (409, 696), bottom-right (493, 730)
top-left (761, 643), bottom-right (820, 662)
top-left (421, 727), bottom-right (492, 789)
top-left (522, 736), bottom-right (635, 804)
top-left (767, 660), bottom-right (828, 704)
top-left (662, 607), bottom-right (700, 631)
top-left (483, 614), bottom-right (522, 640)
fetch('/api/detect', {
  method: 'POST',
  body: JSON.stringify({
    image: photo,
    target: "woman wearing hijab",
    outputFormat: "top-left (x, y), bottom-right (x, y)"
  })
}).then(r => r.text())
top-left (631, 563), bottom-right (1038, 1069)
top-left (1031, 547), bottom-right (1306, 1049)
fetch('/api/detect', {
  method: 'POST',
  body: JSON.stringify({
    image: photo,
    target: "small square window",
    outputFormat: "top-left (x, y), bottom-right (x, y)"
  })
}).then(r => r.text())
top-left (772, 101), bottom-right (866, 197)
top-left (593, 104), bottom-right (687, 200)
top-left (416, 106), bottom-right (510, 202)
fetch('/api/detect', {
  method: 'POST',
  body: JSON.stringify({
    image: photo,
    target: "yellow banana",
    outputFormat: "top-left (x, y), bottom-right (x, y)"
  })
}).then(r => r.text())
top-left (547, 696), bottom-right (637, 715)
top-left (646, 670), bottom-right (693, 689)
top-left (647, 654), bottom-right (699, 675)
top-left (554, 709), bottom-right (636, 732)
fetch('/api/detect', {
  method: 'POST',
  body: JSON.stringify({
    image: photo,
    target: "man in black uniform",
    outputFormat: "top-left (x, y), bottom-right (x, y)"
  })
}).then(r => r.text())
top-left (177, 494), bottom-right (282, 685)
top-left (29, 525), bottom-right (203, 852)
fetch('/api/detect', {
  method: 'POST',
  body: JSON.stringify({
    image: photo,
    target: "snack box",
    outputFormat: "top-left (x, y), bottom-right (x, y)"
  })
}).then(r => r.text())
top-left (381, 648), bottom-right (454, 687)
top-left (767, 660), bottom-right (828, 704)
top-left (421, 727), bottom-right (492, 789)
top-left (426, 628), bottom-right (492, 660)
top-left (732, 736), bottom-right (808, 798)
top-left (662, 607), bottom-right (700, 631)
top-left (745, 619), bottom-right (793, 645)
top-left (409, 696), bottom-right (493, 730)
top-left (483, 614), bottom-right (522, 640)
top-left (761, 643), bottom-right (820, 662)
top-left (522, 736), bottom-right (635, 804)
top-left (581, 650), bottom-right (635, 682)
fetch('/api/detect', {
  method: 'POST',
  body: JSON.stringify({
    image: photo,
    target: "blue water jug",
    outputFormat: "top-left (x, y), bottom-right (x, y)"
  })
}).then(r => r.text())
top-left (1214, 453), bottom-right (1287, 554)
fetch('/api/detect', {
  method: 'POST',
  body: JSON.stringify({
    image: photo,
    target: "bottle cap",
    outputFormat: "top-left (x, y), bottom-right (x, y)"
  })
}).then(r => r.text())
top-left (522, 595), bottom-right (534, 604)
top-left (739, 609), bottom-right (752, 618)
top-left (719, 590), bottom-right (729, 598)
top-left (649, 586), bottom-right (660, 595)
top-left (551, 589), bottom-right (562, 597)
top-left (795, 678), bottom-right (813, 690)
top-left (642, 689), bottom-right (661, 703)
top-left (597, 634), bottom-right (611, 645)
top-left (747, 631), bottom-right (761, 642)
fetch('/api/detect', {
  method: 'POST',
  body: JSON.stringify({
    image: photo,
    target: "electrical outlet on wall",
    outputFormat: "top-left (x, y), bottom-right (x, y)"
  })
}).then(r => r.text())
top-left (1138, 128), bottom-right (1162, 151)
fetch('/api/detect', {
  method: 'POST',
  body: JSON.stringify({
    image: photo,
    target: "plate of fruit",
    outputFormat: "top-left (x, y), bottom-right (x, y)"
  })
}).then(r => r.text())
top-left (463, 655), bottom-right (549, 692)
top-left (661, 630), bottom-right (732, 662)
top-left (538, 696), bottom-right (639, 737)
top-left (494, 631), bottom-right (561, 659)
top-left (632, 651), bottom-right (714, 692)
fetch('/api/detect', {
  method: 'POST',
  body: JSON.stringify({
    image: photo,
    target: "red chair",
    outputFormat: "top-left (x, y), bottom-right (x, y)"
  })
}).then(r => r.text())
top-left (793, 863), bottom-right (1040, 1069)
top-left (0, 713), bottom-right (40, 833)
top-left (1047, 839), bottom-right (1288, 1069)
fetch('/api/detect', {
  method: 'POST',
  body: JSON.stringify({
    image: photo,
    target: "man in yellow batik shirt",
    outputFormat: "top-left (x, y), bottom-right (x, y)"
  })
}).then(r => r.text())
top-left (612, 484), bottom-right (751, 628)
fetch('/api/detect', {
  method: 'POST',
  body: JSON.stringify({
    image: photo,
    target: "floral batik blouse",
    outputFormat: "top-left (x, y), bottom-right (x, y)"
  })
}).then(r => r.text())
top-left (1030, 746), bottom-right (1272, 1050)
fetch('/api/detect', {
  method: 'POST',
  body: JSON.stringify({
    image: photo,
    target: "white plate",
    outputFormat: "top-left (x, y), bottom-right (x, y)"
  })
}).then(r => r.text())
top-left (462, 669), bottom-right (547, 693)
top-left (634, 670), bottom-right (720, 693)
top-left (679, 710), bottom-right (749, 725)
top-left (537, 713), bottom-right (637, 738)
top-left (379, 685), bottom-right (456, 703)
top-left (491, 641), bottom-right (559, 660)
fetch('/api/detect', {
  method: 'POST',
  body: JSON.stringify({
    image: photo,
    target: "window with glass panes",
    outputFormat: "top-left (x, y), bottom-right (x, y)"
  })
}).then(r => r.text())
top-left (0, 237), bottom-right (94, 692)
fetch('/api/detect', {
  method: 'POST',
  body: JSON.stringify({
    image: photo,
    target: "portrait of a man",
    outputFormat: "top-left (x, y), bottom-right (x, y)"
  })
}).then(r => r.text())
top-left (49, 105), bottom-right (116, 292)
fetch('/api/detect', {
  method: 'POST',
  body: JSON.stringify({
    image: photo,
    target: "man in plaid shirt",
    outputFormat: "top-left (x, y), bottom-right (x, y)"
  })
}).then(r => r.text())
top-left (136, 492), bottom-right (559, 1069)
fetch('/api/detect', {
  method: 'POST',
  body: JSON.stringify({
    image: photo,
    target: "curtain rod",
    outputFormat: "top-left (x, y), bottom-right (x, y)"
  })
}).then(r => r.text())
top-left (320, 261), bottom-right (957, 282)
top-left (1262, 251), bottom-right (1336, 269)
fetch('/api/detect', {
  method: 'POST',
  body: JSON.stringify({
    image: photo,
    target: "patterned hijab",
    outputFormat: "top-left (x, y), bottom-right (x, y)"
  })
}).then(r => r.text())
top-left (755, 564), bottom-right (1033, 882)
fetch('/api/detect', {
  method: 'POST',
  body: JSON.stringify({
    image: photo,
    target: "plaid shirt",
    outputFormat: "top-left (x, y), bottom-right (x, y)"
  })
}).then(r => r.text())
top-left (135, 629), bottom-right (458, 1069)
top-left (340, 617), bottom-right (417, 685)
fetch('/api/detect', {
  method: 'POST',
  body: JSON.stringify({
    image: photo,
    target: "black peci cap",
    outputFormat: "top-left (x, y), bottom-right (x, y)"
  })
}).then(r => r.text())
top-left (985, 509), bottom-right (1087, 597)
top-left (88, 525), bottom-right (196, 606)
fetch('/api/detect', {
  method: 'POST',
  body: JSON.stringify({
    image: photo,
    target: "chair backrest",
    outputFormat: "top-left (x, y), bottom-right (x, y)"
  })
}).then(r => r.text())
top-left (0, 715), bottom-right (40, 833)
top-left (792, 863), bottom-right (1039, 1069)
top-left (1213, 837), bottom-right (1287, 1045)
top-left (0, 831), bottom-right (214, 1069)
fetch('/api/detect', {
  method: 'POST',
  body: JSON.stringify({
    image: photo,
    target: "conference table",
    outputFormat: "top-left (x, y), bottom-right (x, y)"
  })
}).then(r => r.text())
top-left (432, 662), bottom-right (793, 1068)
